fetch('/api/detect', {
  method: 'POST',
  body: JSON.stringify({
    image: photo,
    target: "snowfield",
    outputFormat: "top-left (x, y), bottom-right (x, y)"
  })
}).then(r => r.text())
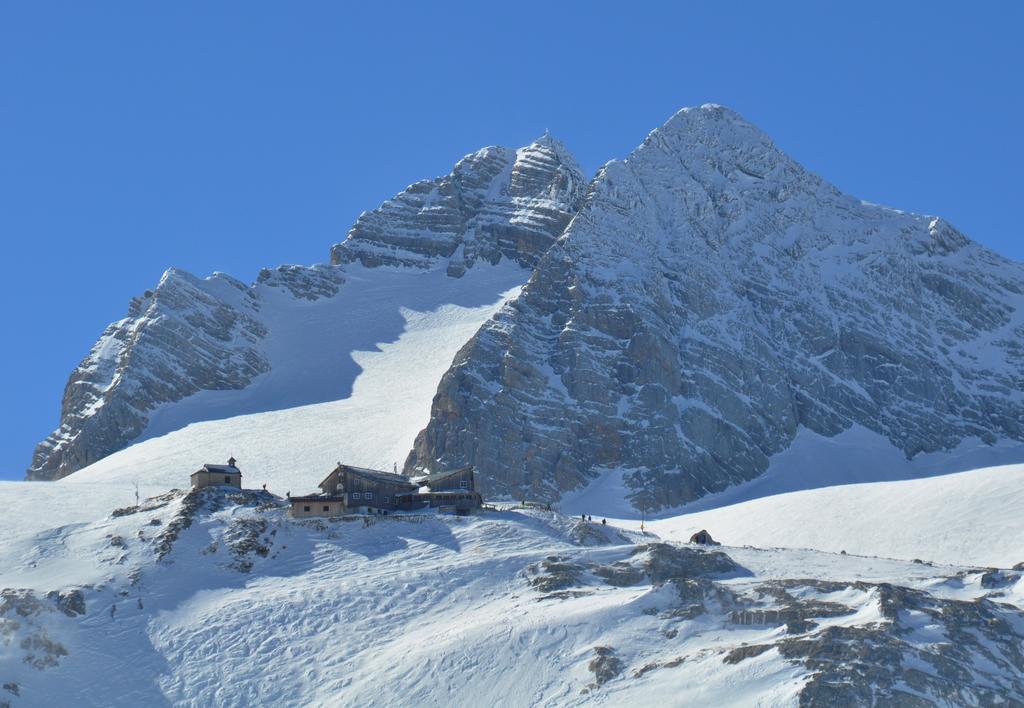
top-left (644, 462), bottom-right (1024, 568)
top-left (565, 426), bottom-right (1024, 567)
top-left (4, 330), bottom-right (1022, 703)
top-left (137, 262), bottom-right (528, 443)
top-left (56, 264), bottom-right (523, 492)
top-left (0, 487), bottom-right (1021, 706)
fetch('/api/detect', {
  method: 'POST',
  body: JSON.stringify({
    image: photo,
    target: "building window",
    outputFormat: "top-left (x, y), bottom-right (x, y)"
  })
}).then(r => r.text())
top-left (383, 497), bottom-right (389, 505)
top-left (303, 506), bottom-right (311, 512)
top-left (365, 491), bottom-right (373, 500)
top-left (225, 476), bottom-right (231, 484)
top-left (459, 480), bottom-right (469, 489)
top-left (323, 505), bottom-right (330, 512)
top-left (352, 493), bottom-right (361, 500)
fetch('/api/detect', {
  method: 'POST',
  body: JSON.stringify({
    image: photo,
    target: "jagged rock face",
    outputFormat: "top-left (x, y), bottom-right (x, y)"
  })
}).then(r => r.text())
top-left (28, 265), bottom-right (353, 480)
top-left (408, 105), bottom-right (1024, 508)
top-left (330, 135), bottom-right (586, 276)
top-left (29, 269), bottom-right (271, 480)
top-left (30, 138), bottom-right (585, 481)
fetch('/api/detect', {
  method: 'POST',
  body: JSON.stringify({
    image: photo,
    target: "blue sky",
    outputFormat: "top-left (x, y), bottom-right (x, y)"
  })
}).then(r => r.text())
top-left (1, 2), bottom-right (1021, 480)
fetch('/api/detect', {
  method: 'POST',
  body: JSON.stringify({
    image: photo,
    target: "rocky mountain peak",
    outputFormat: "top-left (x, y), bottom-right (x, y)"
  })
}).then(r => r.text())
top-left (330, 137), bottom-right (586, 276)
top-left (408, 106), bottom-right (1024, 509)
top-left (637, 104), bottom-right (793, 180)
top-left (523, 131), bottom-right (582, 175)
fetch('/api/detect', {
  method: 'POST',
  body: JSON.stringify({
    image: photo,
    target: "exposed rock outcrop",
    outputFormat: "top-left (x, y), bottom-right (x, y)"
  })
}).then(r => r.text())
top-left (28, 268), bottom-right (272, 480)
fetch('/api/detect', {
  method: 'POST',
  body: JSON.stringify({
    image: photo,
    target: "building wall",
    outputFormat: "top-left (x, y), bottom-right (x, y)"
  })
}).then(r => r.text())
top-left (399, 492), bottom-right (481, 511)
top-left (310, 466), bottom-right (485, 514)
top-left (290, 499), bottom-right (345, 518)
top-left (191, 471), bottom-right (242, 490)
top-left (319, 469), bottom-right (341, 495)
top-left (429, 467), bottom-right (475, 492)
top-left (341, 469), bottom-right (417, 511)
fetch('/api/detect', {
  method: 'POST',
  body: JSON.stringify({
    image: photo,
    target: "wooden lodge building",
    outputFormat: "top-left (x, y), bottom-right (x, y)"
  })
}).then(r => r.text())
top-left (289, 463), bottom-right (481, 518)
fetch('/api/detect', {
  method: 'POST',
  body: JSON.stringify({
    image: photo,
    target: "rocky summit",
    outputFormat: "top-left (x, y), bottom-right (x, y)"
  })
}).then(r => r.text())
top-left (408, 105), bottom-right (1024, 509)
top-left (330, 134), bottom-right (585, 276)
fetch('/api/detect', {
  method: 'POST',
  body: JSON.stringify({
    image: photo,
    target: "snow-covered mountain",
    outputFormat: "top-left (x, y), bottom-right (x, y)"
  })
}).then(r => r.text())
top-left (28, 136), bottom-right (584, 481)
top-left (28, 105), bottom-right (1024, 519)
top-left (408, 105), bottom-right (1024, 509)
top-left (9, 105), bottom-right (1024, 705)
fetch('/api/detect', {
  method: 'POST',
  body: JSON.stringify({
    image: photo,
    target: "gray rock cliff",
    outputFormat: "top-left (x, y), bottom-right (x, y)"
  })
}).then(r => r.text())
top-left (27, 267), bottom-right (338, 481)
top-left (407, 105), bottom-right (1024, 509)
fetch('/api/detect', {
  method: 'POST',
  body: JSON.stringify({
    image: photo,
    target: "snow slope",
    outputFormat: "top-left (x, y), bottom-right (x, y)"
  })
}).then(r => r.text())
top-left (65, 263), bottom-right (524, 492)
top-left (140, 264), bottom-right (526, 441)
top-left (562, 426), bottom-right (1024, 567)
top-left (0, 488), bottom-right (1021, 706)
top-left (561, 425), bottom-right (1024, 518)
top-left (644, 462), bottom-right (1024, 568)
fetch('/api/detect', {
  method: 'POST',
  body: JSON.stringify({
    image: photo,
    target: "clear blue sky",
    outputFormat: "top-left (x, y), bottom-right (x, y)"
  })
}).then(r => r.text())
top-left (1, 2), bottom-right (1021, 480)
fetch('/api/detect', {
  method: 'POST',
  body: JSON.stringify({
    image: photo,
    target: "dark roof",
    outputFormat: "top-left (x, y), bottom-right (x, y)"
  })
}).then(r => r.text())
top-left (318, 463), bottom-right (419, 491)
top-left (416, 465), bottom-right (474, 486)
top-left (289, 495), bottom-right (345, 503)
top-left (192, 464), bottom-right (242, 476)
top-left (339, 464), bottom-right (417, 487)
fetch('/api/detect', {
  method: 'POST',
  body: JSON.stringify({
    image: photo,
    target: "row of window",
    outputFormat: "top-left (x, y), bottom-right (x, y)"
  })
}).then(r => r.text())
top-left (303, 492), bottom-right (475, 513)
top-left (344, 483), bottom-right (469, 504)
top-left (349, 492), bottom-right (398, 505)
top-left (347, 481), bottom-right (469, 499)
